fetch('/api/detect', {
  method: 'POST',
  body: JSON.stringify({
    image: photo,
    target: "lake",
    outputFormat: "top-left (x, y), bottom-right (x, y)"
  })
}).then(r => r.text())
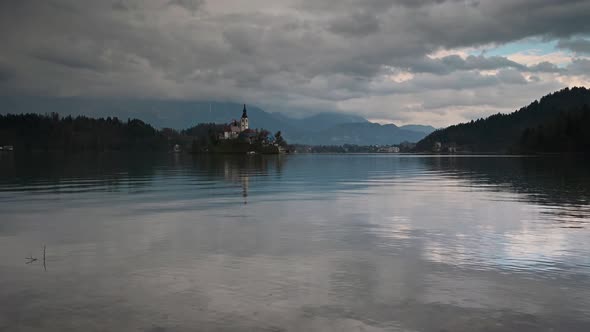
top-left (1, 153), bottom-right (590, 331)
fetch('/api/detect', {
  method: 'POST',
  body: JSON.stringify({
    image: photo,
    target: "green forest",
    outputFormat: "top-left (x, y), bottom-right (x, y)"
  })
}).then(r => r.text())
top-left (0, 113), bottom-right (167, 152)
top-left (415, 87), bottom-right (590, 153)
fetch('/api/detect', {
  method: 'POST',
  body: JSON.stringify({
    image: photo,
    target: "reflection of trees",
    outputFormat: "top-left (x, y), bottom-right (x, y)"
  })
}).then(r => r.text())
top-left (0, 152), bottom-right (158, 193)
top-left (4, 153), bottom-right (587, 223)
top-left (0, 153), bottom-right (288, 199)
top-left (419, 156), bottom-right (590, 224)
top-left (0, 151), bottom-right (15, 174)
top-left (190, 155), bottom-right (286, 180)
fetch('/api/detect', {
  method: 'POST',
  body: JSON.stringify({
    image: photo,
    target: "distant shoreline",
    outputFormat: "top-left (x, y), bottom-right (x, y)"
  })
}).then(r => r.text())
top-left (5, 149), bottom-right (586, 158)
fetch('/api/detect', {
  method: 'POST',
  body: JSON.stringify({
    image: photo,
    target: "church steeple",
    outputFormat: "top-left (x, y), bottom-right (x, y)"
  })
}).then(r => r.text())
top-left (240, 104), bottom-right (249, 131)
top-left (242, 104), bottom-right (248, 119)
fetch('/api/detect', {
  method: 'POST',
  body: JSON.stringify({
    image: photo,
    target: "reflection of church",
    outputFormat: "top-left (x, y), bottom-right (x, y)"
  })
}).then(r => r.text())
top-left (220, 104), bottom-right (252, 140)
top-left (241, 174), bottom-right (249, 204)
top-left (222, 158), bottom-right (250, 204)
top-left (214, 155), bottom-right (285, 205)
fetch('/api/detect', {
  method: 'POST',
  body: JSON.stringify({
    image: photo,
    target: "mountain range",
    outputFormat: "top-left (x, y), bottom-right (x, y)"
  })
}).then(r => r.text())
top-left (0, 96), bottom-right (435, 145)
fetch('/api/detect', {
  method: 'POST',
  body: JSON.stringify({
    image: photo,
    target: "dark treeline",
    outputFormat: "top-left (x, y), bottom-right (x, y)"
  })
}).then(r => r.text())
top-left (0, 113), bottom-right (168, 152)
top-left (520, 105), bottom-right (590, 153)
top-left (0, 114), bottom-right (288, 153)
top-left (181, 123), bottom-right (225, 138)
top-left (415, 87), bottom-right (590, 153)
top-left (180, 123), bottom-right (224, 153)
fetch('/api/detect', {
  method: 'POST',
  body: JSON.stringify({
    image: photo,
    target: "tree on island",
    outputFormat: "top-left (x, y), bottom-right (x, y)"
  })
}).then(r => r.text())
top-left (253, 129), bottom-right (271, 146)
top-left (274, 131), bottom-right (287, 147)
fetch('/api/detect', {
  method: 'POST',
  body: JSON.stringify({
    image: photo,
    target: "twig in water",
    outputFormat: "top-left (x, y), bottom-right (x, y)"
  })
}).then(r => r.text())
top-left (25, 254), bottom-right (38, 264)
top-left (43, 245), bottom-right (47, 272)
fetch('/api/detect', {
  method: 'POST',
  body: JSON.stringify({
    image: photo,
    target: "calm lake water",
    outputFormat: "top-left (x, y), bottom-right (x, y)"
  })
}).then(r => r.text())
top-left (1, 153), bottom-right (590, 331)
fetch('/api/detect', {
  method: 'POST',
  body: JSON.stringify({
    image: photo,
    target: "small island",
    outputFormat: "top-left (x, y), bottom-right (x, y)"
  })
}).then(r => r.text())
top-left (185, 104), bottom-right (288, 155)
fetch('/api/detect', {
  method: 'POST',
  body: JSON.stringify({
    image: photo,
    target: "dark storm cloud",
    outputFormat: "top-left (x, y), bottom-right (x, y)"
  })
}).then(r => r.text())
top-left (567, 58), bottom-right (590, 75)
top-left (30, 49), bottom-right (105, 72)
top-left (111, 1), bottom-right (129, 11)
top-left (393, 0), bottom-right (478, 8)
top-left (528, 62), bottom-right (564, 73)
top-left (407, 0), bottom-right (590, 49)
top-left (387, 70), bottom-right (529, 94)
top-left (0, 61), bottom-right (15, 82)
top-left (415, 55), bottom-right (527, 74)
top-left (299, 0), bottom-right (590, 48)
top-left (0, 0), bottom-right (588, 125)
top-left (399, 55), bottom-right (563, 75)
top-left (557, 38), bottom-right (590, 55)
top-left (445, 55), bottom-right (525, 71)
top-left (297, 0), bottom-right (396, 13)
top-left (327, 12), bottom-right (380, 37)
top-left (167, 0), bottom-right (205, 13)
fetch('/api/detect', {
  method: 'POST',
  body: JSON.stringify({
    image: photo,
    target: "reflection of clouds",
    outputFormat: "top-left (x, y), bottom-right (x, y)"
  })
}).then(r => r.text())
top-left (3, 155), bottom-right (590, 331)
top-left (423, 234), bottom-right (472, 267)
top-left (502, 226), bottom-right (570, 270)
top-left (421, 156), bottom-right (590, 225)
top-left (368, 216), bottom-right (413, 241)
top-left (419, 272), bottom-right (549, 315)
top-left (124, 249), bottom-right (406, 331)
top-left (337, 166), bottom-right (590, 277)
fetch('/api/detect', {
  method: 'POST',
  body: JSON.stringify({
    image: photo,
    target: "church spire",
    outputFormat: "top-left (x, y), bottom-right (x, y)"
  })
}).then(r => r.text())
top-left (242, 104), bottom-right (248, 118)
top-left (240, 104), bottom-right (249, 131)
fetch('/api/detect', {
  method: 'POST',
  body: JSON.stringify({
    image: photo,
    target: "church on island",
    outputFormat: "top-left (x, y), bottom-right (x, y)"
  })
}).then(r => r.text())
top-left (214, 104), bottom-right (287, 154)
top-left (219, 104), bottom-right (256, 140)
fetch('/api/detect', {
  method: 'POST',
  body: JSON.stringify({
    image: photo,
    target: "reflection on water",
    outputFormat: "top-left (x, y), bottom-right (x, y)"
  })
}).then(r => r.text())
top-left (1, 153), bottom-right (590, 331)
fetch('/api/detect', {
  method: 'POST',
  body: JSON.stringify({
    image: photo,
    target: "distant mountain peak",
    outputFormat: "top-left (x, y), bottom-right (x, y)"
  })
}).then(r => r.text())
top-left (399, 124), bottom-right (436, 134)
top-left (0, 96), bottom-right (434, 146)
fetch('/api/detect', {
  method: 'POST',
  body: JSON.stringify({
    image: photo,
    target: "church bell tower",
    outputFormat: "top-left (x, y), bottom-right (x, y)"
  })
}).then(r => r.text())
top-left (240, 104), bottom-right (249, 131)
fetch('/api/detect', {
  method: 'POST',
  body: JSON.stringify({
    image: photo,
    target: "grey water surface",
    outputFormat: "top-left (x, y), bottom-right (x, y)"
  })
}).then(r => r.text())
top-left (1, 153), bottom-right (589, 331)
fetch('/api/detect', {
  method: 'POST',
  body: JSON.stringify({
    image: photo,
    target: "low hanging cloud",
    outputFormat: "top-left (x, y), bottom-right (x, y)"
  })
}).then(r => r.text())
top-left (0, 0), bottom-right (589, 126)
top-left (327, 12), bottom-right (381, 37)
top-left (167, 0), bottom-right (205, 13)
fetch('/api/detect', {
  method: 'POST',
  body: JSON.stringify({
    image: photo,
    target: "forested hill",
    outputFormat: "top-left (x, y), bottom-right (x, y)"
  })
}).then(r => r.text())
top-left (0, 113), bottom-right (168, 152)
top-left (415, 87), bottom-right (590, 153)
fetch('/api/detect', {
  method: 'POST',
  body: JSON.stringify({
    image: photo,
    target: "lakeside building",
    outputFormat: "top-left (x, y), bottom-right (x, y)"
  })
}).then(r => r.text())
top-left (433, 141), bottom-right (442, 152)
top-left (377, 146), bottom-right (400, 153)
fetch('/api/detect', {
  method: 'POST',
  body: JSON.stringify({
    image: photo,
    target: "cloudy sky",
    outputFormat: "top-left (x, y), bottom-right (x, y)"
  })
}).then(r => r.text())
top-left (1, 0), bottom-right (589, 126)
